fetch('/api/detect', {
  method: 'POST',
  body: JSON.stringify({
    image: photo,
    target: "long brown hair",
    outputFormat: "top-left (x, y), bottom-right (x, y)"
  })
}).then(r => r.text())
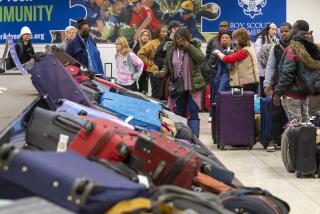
top-left (139, 29), bottom-right (151, 47)
top-left (232, 28), bottom-right (251, 49)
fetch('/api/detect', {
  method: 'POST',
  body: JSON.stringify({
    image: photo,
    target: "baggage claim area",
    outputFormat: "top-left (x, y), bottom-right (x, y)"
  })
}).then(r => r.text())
top-left (1, 0), bottom-right (320, 214)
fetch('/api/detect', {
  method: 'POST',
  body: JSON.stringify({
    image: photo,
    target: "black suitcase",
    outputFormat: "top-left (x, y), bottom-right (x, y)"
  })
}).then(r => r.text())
top-left (26, 107), bottom-right (94, 151)
top-left (281, 123), bottom-right (317, 177)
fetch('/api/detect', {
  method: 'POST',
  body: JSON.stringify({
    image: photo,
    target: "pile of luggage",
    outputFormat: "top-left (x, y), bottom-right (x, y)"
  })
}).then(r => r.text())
top-left (0, 52), bottom-right (290, 214)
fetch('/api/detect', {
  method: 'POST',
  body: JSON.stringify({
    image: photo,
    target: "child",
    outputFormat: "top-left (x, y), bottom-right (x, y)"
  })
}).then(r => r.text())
top-left (115, 37), bottom-right (144, 91)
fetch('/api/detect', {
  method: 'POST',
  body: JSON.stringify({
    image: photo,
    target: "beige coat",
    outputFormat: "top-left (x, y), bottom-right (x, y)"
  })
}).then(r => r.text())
top-left (229, 46), bottom-right (259, 87)
top-left (137, 39), bottom-right (161, 73)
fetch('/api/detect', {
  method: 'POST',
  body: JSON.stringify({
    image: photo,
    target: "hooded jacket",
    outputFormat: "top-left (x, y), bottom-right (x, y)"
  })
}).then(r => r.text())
top-left (161, 38), bottom-right (206, 92)
top-left (275, 32), bottom-right (320, 98)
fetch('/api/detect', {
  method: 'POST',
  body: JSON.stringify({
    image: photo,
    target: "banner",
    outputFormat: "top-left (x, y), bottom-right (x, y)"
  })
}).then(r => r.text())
top-left (0, 0), bottom-right (286, 44)
top-left (202, 0), bottom-right (286, 39)
top-left (0, 0), bottom-right (85, 43)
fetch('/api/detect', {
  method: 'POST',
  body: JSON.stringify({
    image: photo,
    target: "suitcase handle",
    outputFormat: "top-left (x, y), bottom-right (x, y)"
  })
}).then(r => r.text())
top-left (0, 145), bottom-right (20, 170)
top-left (55, 115), bottom-right (95, 133)
top-left (231, 87), bottom-right (244, 96)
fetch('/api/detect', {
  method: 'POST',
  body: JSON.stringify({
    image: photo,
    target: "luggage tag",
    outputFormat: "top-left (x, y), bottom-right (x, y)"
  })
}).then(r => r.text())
top-left (57, 134), bottom-right (69, 152)
top-left (125, 116), bottom-right (134, 124)
top-left (137, 175), bottom-right (150, 188)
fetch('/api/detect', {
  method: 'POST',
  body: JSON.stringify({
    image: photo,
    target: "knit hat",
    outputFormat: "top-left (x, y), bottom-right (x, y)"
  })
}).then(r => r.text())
top-left (65, 26), bottom-right (77, 33)
top-left (20, 26), bottom-right (32, 36)
top-left (220, 29), bottom-right (233, 39)
top-left (128, 0), bottom-right (139, 6)
top-left (168, 21), bottom-right (181, 31)
top-left (179, 1), bottom-right (194, 14)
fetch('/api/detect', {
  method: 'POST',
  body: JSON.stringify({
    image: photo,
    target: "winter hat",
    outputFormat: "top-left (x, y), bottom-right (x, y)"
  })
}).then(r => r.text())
top-left (179, 1), bottom-right (194, 14)
top-left (20, 26), bottom-right (32, 36)
top-left (220, 29), bottom-right (233, 39)
top-left (65, 26), bottom-right (77, 33)
top-left (168, 21), bottom-right (181, 32)
top-left (128, 0), bottom-right (140, 6)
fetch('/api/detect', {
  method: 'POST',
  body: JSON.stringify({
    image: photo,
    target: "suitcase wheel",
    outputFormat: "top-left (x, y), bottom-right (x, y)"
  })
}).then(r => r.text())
top-left (219, 145), bottom-right (225, 150)
top-left (296, 171), bottom-right (316, 178)
top-left (247, 145), bottom-right (253, 150)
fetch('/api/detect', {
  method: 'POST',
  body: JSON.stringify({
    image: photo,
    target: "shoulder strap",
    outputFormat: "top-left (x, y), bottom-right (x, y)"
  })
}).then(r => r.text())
top-left (126, 52), bottom-right (137, 74)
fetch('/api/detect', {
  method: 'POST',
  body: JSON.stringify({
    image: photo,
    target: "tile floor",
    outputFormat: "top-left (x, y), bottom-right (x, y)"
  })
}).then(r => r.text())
top-left (199, 113), bottom-right (320, 214)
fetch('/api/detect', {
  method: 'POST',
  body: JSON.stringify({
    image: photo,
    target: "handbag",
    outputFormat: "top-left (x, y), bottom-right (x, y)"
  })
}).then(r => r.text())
top-left (168, 50), bottom-right (185, 98)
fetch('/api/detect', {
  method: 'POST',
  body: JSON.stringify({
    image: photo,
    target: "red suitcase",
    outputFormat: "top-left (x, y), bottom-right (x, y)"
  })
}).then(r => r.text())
top-left (127, 132), bottom-right (203, 189)
top-left (68, 117), bottom-right (138, 162)
top-left (204, 84), bottom-right (211, 112)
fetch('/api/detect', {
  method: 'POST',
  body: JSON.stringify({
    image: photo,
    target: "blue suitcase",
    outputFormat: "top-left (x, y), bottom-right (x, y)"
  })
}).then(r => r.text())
top-left (260, 97), bottom-right (287, 148)
top-left (0, 146), bottom-right (146, 214)
top-left (30, 54), bottom-right (94, 110)
top-left (99, 91), bottom-right (162, 131)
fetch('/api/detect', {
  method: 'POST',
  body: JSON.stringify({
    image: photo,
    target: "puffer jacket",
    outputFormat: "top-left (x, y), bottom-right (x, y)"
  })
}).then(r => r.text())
top-left (275, 33), bottom-right (320, 98)
top-left (161, 38), bottom-right (206, 92)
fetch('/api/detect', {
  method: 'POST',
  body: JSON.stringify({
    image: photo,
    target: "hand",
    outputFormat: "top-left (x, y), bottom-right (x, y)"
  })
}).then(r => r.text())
top-left (264, 86), bottom-right (273, 97)
top-left (153, 70), bottom-right (167, 79)
top-left (134, 30), bottom-right (140, 41)
top-left (213, 50), bottom-right (220, 55)
top-left (273, 94), bottom-right (281, 106)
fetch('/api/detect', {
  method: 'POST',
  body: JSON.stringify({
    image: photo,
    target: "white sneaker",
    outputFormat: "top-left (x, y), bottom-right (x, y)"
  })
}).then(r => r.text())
top-left (208, 117), bottom-right (212, 123)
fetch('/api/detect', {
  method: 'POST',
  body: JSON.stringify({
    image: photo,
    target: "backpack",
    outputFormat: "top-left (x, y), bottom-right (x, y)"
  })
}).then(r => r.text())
top-left (258, 43), bottom-right (274, 68)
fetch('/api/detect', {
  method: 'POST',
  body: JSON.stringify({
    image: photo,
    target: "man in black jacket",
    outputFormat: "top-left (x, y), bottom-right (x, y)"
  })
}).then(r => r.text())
top-left (273, 20), bottom-right (320, 123)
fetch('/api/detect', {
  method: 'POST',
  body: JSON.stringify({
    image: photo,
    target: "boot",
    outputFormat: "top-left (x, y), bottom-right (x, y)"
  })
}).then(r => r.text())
top-left (188, 119), bottom-right (200, 138)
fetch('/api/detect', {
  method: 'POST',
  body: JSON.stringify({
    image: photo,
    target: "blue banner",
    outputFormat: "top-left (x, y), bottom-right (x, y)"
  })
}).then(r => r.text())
top-left (202, 0), bottom-right (286, 38)
top-left (0, 0), bottom-right (85, 43)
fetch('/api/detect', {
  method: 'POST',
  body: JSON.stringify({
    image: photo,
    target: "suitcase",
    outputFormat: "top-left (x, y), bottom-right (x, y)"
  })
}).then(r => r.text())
top-left (0, 146), bottom-right (146, 214)
top-left (30, 54), bottom-right (95, 110)
top-left (215, 89), bottom-right (255, 149)
top-left (69, 117), bottom-right (139, 162)
top-left (99, 91), bottom-right (162, 131)
top-left (0, 197), bottom-right (76, 214)
top-left (26, 107), bottom-right (94, 151)
top-left (220, 187), bottom-right (290, 214)
top-left (56, 99), bottom-right (134, 130)
top-left (204, 83), bottom-right (211, 112)
top-left (281, 123), bottom-right (317, 177)
top-left (126, 132), bottom-right (202, 188)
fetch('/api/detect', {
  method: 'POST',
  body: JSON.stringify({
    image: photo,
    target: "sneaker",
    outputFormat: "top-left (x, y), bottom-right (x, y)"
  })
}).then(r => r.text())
top-left (266, 143), bottom-right (276, 152)
top-left (208, 117), bottom-right (212, 123)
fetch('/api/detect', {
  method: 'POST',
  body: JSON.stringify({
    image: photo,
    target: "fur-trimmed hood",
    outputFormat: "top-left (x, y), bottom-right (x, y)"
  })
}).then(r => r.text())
top-left (163, 38), bottom-right (202, 51)
top-left (290, 31), bottom-right (320, 70)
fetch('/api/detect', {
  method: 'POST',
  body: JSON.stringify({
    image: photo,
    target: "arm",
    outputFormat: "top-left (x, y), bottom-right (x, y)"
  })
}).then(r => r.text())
top-left (264, 46), bottom-right (276, 88)
top-left (254, 37), bottom-right (263, 58)
top-left (186, 43), bottom-right (205, 65)
top-left (274, 50), bottom-right (297, 96)
top-left (208, 48), bottom-right (219, 69)
top-left (214, 49), bottom-right (248, 64)
top-left (96, 20), bottom-right (105, 34)
top-left (154, 41), bottom-right (166, 70)
top-left (129, 52), bottom-right (144, 79)
top-left (137, 42), bottom-right (158, 72)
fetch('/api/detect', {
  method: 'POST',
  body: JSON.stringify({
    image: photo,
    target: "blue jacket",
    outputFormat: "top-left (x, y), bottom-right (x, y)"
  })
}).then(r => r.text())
top-left (65, 34), bottom-right (104, 75)
top-left (170, 13), bottom-right (205, 42)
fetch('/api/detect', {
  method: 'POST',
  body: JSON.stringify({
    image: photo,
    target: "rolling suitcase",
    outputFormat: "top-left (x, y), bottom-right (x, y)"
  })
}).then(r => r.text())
top-left (56, 99), bottom-right (134, 130)
top-left (204, 84), bottom-right (211, 112)
top-left (215, 89), bottom-right (255, 149)
top-left (126, 132), bottom-right (202, 188)
top-left (69, 117), bottom-right (139, 162)
top-left (281, 123), bottom-right (317, 177)
top-left (26, 107), bottom-right (94, 151)
top-left (99, 91), bottom-right (162, 131)
top-left (0, 146), bottom-right (146, 214)
top-left (30, 54), bottom-right (94, 110)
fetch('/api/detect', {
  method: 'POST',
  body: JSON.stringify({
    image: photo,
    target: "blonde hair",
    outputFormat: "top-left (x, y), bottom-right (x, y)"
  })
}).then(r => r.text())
top-left (115, 37), bottom-right (131, 57)
top-left (139, 29), bottom-right (151, 46)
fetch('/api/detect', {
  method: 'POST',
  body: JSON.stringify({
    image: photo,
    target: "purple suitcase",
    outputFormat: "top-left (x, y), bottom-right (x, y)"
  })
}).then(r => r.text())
top-left (216, 89), bottom-right (255, 149)
top-left (30, 54), bottom-right (95, 110)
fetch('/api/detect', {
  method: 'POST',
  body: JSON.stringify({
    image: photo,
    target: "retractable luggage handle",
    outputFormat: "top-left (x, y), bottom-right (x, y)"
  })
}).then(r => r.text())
top-left (55, 115), bottom-right (95, 133)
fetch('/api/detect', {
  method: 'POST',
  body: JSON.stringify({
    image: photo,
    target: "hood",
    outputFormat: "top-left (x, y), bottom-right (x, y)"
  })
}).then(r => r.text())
top-left (290, 39), bottom-right (320, 70)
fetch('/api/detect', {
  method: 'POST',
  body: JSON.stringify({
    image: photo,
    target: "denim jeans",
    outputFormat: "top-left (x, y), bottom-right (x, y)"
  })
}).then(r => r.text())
top-left (175, 91), bottom-right (200, 120)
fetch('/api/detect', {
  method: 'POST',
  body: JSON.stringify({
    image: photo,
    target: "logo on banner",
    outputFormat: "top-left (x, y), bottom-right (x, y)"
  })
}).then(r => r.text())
top-left (238, 0), bottom-right (267, 19)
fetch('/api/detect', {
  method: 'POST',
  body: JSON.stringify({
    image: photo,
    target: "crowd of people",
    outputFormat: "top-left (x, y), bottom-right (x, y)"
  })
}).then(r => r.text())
top-left (6, 0), bottom-right (320, 151)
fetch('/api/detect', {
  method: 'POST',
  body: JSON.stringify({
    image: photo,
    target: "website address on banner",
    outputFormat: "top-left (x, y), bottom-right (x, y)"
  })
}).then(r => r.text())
top-left (0, 33), bottom-right (45, 41)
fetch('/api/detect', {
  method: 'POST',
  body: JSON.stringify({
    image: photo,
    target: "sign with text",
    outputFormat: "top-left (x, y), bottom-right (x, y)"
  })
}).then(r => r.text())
top-left (202, 0), bottom-right (286, 38)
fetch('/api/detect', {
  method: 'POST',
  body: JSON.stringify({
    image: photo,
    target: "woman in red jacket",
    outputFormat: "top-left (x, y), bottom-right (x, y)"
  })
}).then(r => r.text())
top-left (213, 28), bottom-right (259, 92)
